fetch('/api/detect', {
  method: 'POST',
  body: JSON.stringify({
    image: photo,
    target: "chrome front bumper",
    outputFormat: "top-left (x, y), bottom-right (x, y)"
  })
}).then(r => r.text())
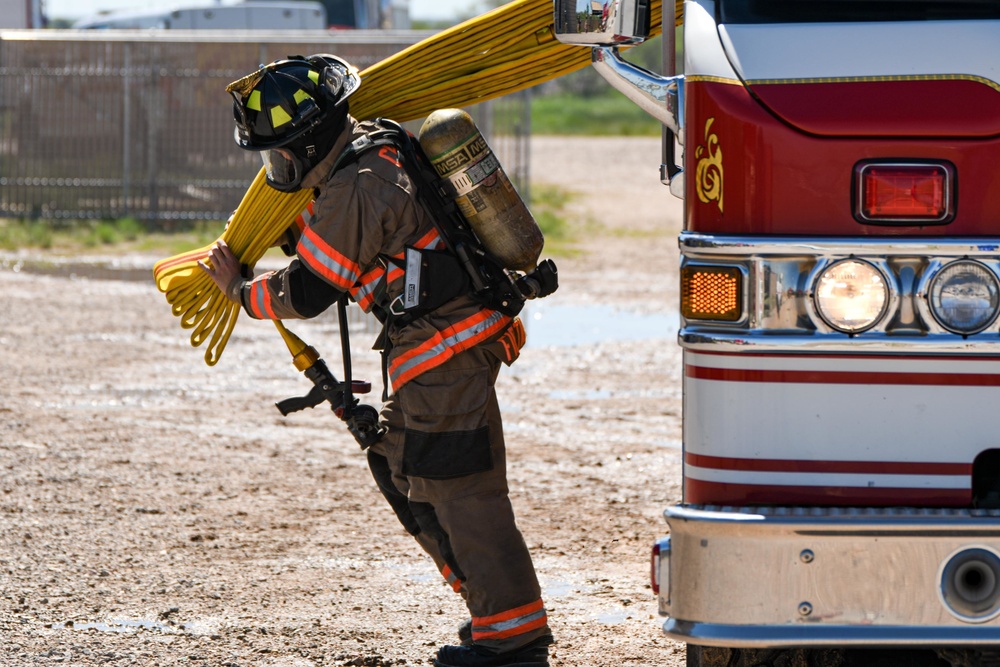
top-left (658, 504), bottom-right (1000, 646)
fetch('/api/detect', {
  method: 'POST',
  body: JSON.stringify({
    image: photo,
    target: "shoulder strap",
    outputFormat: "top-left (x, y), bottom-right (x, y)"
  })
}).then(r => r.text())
top-left (328, 122), bottom-right (405, 178)
top-left (373, 119), bottom-right (528, 317)
top-left (327, 118), bottom-right (528, 318)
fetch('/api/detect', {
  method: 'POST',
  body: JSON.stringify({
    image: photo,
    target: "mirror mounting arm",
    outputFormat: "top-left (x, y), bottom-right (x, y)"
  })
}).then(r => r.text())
top-left (591, 46), bottom-right (684, 138)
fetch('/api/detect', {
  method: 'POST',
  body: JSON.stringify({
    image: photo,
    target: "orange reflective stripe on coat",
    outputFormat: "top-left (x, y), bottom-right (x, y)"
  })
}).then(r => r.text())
top-left (297, 224), bottom-right (361, 291)
top-left (409, 228), bottom-right (444, 252)
top-left (247, 272), bottom-right (278, 319)
top-left (471, 599), bottom-right (547, 642)
top-left (388, 309), bottom-right (511, 389)
top-left (350, 266), bottom-right (386, 312)
top-left (292, 201), bottom-right (315, 234)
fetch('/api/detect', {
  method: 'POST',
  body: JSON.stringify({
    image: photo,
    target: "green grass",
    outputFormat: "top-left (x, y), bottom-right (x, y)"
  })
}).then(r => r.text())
top-left (0, 217), bottom-right (223, 254)
top-left (0, 220), bottom-right (55, 249)
top-left (1, 184), bottom-right (582, 260)
top-left (0, 182), bottom-right (582, 258)
top-left (529, 183), bottom-right (585, 257)
top-left (531, 184), bottom-right (571, 237)
top-left (531, 92), bottom-right (663, 137)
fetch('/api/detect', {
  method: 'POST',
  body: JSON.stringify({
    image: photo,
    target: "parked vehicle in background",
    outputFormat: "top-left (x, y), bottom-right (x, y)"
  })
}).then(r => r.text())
top-left (322, 0), bottom-right (409, 29)
top-left (72, 0), bottom-right (410, 29)
top-left (556, 0), bottom-right (1000, 665)
top-left (73, 1), bottom-right (327, 30)
top-left (0, 0), bottom-right (43, 28)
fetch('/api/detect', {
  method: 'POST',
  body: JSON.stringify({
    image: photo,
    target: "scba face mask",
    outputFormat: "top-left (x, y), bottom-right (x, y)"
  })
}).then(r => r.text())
top-left (260, 146), bottom-right (305, 192)
top-left (257, 120), bottom-right (341, 193)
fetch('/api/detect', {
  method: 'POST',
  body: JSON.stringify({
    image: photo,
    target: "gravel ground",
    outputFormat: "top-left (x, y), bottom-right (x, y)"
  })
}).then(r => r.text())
top-left (0, 135), bottom-right (686, 667)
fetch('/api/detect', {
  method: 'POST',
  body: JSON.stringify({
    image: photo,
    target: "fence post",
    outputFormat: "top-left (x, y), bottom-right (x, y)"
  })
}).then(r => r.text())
top-left (123, 42), bottom-right (132, 216)
top-left (146, 44), bottom-right (161, 221)
top-left (517, 87), bottom-right (531, 204)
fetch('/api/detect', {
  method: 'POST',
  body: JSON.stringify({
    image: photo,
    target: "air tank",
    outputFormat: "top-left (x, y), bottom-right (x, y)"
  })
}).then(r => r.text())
top-left (418, 108), bottom-right (544, 273)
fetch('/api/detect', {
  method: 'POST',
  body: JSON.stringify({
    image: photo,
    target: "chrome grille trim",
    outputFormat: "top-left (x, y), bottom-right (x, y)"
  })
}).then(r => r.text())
top-left (679, 232), bottom-right (1000, 349)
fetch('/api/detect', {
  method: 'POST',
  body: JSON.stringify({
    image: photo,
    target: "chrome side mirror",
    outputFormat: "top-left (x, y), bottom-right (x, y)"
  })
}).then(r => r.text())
top-left (554, 0), bottom-right (685, 198)
top-left (554, 0), bottom-right (651, 46)
top-left (554, 0), bottom-right (680, 133)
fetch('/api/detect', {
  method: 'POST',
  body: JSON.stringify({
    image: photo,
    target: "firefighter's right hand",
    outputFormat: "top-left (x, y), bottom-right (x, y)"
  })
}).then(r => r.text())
top-left (198, 240), bottom-right (246, 303)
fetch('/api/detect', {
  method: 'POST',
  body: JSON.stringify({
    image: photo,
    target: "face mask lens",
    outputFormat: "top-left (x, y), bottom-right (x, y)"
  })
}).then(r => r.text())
top-left (260, 148), bottom-right (301, 190)
top-left (322, 65), bottom-right (345, 99)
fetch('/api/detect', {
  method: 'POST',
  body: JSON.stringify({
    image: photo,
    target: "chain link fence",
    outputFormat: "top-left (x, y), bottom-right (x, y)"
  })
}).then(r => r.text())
top-left (0, 30), bottom-right (531, 228)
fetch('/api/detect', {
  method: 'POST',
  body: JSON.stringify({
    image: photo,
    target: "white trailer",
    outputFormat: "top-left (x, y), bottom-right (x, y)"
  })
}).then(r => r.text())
top-left (0, 0), bottom-right (43, 28)
top-left (73, 1), bottom-right (327, 30)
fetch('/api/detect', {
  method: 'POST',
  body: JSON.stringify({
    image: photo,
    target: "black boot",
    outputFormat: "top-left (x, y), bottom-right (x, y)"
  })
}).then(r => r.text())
top-left (434, 633), bottom-right (553, 667)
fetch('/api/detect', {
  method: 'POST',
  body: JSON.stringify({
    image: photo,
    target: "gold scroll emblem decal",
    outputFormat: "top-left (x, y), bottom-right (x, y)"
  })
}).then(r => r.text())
top-left (695, 117), bottom-right (724, 213)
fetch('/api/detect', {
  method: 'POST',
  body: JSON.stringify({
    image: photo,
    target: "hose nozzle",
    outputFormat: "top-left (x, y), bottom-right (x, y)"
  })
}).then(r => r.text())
top-left (274, 321), bottom-right (319, 371)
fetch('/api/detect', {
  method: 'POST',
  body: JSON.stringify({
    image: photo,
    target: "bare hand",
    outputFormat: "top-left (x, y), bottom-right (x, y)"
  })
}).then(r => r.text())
top-left (198, 240), bottom-right (244, 302)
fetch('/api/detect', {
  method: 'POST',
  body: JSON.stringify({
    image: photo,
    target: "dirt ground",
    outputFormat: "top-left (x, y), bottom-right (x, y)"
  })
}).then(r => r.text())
top-left (0, 135), bottom-right (686, 666)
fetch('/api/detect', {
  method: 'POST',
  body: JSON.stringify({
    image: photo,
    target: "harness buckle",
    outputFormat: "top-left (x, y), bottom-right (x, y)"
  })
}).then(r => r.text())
top-left (388, 294), bottom-right (406, 317)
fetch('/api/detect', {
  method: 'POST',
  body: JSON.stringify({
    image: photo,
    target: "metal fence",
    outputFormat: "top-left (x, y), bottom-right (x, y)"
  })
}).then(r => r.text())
top-left (0, 29), bottom-right (531, 227)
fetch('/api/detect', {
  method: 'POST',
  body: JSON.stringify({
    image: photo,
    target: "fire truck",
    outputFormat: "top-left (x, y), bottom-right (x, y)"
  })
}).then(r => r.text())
top-left (555, 0), bottom-right (1000, 664)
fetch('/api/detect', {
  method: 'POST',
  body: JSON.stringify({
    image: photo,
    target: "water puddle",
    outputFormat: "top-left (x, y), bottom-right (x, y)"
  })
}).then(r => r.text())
top-left (547, 389), bottom-right (612, 400)
top-left (1, 255), bottom-right (154, 282)
top-left (542, 580), bottom-right (575, 598)
top-left (595, 609), bottom-right (638, 625)
top-left (522, 303), bottom-right (677, 347)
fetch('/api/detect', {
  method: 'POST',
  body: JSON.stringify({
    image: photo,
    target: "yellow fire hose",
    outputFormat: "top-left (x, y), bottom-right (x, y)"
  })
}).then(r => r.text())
top-left (153, 0), bottom-right (671, 366)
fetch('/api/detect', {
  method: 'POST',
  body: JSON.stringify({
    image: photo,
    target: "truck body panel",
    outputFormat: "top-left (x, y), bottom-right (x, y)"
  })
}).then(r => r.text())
top-left (551, 0), bottom-right (1000, 656)
top-left (670, 0), bottom-right (1000, 653)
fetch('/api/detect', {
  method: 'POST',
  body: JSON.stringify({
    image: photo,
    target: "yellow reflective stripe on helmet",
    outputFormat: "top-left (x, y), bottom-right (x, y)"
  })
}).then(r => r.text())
top-left (247, 90), bottom-right (262, 111)
top-left (271, 105), bottom-right (292, 128)
top-left (269, 90), bottom-right (313, 127)
top-left (308, 70), bottom-right (319, 84)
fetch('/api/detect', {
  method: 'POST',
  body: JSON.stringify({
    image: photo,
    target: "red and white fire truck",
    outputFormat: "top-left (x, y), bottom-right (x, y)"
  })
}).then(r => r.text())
top-left (557, 0), bottom-right (1000, 664)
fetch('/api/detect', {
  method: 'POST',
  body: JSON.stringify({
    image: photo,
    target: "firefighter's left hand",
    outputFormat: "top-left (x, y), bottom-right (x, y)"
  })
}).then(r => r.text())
top-left (198, 240), bottom-right (245, 302)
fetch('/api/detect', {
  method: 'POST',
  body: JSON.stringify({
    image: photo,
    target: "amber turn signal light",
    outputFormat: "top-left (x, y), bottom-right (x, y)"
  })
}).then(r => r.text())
top-left (681, 265), bottom-right (742, 322)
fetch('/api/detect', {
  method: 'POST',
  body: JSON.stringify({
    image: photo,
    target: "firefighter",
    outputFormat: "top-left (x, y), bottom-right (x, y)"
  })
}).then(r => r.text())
top-left (199, 54), bottom-right (553, 667)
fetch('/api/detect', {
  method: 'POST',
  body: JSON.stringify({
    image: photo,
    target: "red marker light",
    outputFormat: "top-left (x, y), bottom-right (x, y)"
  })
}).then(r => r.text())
top-left (651, 542), bottom-right (660, 594)
top-left (855, 163), bottom-right (953, 224)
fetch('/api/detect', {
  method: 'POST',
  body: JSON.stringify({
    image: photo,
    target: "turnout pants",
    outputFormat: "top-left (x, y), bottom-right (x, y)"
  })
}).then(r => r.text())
top-left (367, 342), bottom-right (550, 653)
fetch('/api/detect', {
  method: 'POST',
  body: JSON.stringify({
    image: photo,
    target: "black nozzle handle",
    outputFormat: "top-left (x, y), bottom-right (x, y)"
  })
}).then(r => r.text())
top-left (275, 385), bottom-right (326, 416)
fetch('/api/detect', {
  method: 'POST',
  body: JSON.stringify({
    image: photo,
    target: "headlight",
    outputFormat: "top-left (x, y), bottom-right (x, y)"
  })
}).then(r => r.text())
top-left (814, 259), bottom-right (888, 333)
top-left (929, 260), bottom-right (1000, 335)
